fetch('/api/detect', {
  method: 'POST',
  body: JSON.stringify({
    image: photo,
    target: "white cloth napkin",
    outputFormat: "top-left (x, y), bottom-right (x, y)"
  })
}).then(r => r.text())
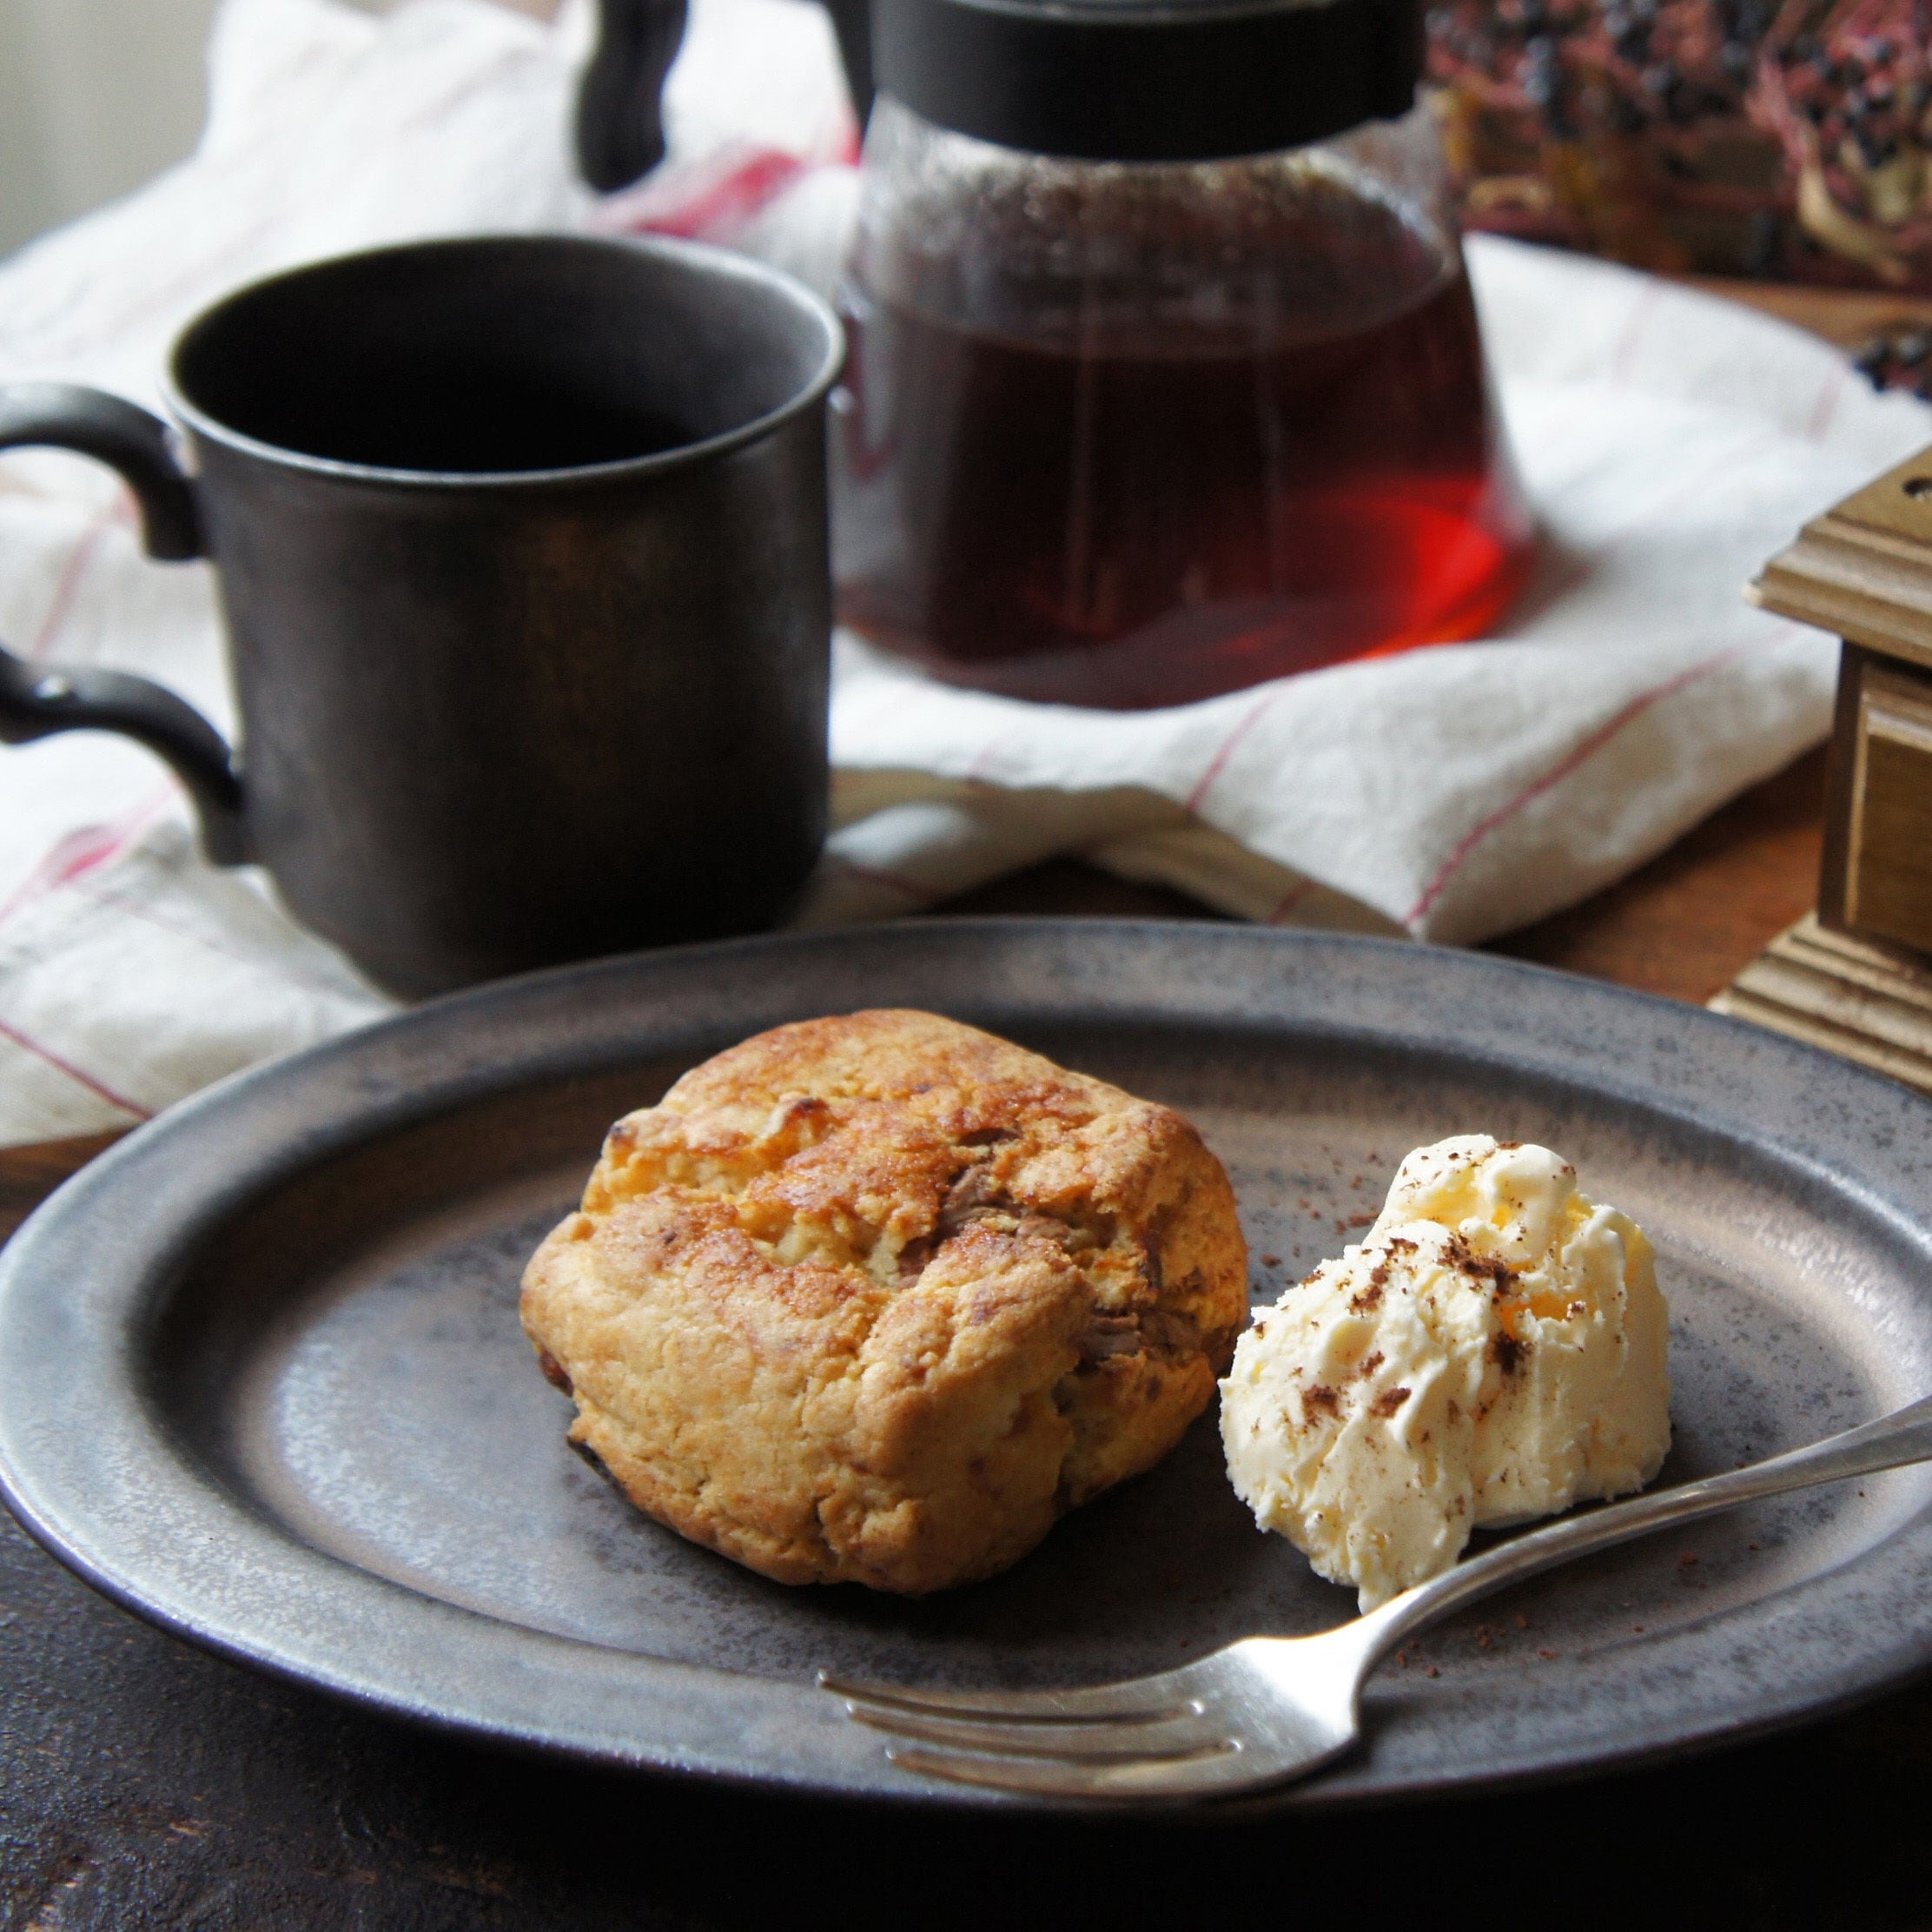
top-left (1, 0), bottom-right (1929, 1147)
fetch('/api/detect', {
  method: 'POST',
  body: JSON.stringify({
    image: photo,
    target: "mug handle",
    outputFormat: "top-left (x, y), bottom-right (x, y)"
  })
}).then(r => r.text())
top-left (0, 383), bottom-right (248, 865)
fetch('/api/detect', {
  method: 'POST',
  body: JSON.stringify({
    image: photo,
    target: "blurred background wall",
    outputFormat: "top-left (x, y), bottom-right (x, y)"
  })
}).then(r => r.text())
top-left (0, 0), bottom-right (558, 260)
top-left (0, 0), bottom-right (223, 257)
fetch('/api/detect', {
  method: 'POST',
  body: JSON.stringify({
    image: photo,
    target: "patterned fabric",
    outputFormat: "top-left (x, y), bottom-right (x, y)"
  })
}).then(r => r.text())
top-left (1433, 0), bottom-right (1932, 294)
top-left (0, 0), bottom-right (1929, 1144)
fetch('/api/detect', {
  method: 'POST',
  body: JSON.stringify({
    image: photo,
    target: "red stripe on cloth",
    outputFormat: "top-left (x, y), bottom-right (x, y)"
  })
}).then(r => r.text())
top-left (1806, 364), bottom-right (1849, 443)
top-left (1267, 877), bottom-right (1316, 924)
top-left (625, 149), bottom-right (807, 241)
top-left (1402, 645), bottom-right (1749, 929)
top-left (67, 879), bottom-right (352, 1000)
top-left (1187, 691), bottom-right (1280, 812)
top-left (0, 787), bottom-right (176, 932)
top-left (33, 203), bottom-right (291, 369)
top-left (30, 498), bottom-right (130, 664)
top-left (387, 46), bottom-right (538, 142)
top-left (0, 1016), bottom-right (151, 1120)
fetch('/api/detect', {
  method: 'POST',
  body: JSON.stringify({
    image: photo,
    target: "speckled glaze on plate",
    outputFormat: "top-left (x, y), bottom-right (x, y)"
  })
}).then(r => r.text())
top-left (2, 921), bottom-right (1930, 1813)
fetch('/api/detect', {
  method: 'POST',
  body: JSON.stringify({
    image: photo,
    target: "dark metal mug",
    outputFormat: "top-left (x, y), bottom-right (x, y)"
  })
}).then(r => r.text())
top-left (0, 235), bottom-right (842, 998)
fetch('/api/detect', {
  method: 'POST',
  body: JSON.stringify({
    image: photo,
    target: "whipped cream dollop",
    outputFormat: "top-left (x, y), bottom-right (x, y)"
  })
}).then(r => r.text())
top-left (1221, 1135), bottom-right (1671, 1611)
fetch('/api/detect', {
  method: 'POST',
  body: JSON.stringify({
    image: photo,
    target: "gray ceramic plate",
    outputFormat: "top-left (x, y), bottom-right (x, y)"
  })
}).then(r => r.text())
top-left (3, 920), bottom-right (1932, 1812)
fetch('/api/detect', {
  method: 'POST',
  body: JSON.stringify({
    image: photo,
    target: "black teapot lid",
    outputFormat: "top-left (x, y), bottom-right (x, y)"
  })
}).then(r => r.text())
top-left (874, 0), bottom-right (1423, 163)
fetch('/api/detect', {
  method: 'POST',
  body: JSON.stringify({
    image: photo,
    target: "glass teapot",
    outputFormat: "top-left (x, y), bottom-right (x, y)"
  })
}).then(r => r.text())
top-left (582, 0), bottom-right (1531, 711)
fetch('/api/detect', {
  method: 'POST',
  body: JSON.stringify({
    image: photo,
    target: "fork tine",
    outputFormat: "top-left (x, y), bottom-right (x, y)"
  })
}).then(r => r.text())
top-left (841, 1702), bottom-right (1225, 1762)
top-left (883, 1739), bottom-right (1247, 1801)
top-left (816, 1667), bottom-right (1205, 1727)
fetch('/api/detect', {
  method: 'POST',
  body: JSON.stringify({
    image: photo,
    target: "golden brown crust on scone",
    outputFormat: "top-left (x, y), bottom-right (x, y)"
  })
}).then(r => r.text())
top-left (520, 1009), bottom-right (1247, 1594)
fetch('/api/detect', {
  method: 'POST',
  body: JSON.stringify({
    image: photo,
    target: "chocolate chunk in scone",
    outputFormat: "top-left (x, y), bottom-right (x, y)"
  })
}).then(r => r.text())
top-left (520, 1009), bottom-right (1247, 1594)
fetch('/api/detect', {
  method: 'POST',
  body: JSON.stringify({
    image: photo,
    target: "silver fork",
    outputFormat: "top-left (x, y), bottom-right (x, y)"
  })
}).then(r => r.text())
top-left (821, 1392), bottom-right (1932, 1801)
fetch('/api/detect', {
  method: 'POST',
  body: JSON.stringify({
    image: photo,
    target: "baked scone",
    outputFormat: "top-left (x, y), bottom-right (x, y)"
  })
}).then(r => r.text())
top-left (520, 1009), bottom-right (1247, 1594)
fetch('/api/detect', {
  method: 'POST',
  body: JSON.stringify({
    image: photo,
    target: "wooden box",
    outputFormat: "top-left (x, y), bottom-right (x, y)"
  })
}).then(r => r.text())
top-left (1714, 447), bottom-right (1932, 1092)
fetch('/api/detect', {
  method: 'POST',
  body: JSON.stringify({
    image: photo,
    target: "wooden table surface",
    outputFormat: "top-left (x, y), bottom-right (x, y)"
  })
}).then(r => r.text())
top-left (4, 281), bottom-right (1932, 1929)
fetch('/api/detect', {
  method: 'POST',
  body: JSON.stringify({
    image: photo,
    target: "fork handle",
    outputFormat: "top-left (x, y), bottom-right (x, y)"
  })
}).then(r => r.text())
top-left (1355, 1391), bottom-right (1932, 1667)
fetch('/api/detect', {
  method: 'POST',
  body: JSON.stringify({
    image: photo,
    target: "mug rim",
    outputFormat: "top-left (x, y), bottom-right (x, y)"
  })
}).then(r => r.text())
top-left (162, 231), bottom-right (844, 490)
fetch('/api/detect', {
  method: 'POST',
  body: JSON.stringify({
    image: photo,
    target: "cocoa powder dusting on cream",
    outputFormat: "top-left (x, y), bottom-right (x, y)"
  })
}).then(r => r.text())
top-left (1302, 1384), bottom-right (1341, 1420)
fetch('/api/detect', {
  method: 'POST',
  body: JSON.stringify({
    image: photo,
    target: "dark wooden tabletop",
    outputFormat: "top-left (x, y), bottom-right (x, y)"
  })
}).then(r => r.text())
top-left (5, 282), bottom-right (1932, 1929)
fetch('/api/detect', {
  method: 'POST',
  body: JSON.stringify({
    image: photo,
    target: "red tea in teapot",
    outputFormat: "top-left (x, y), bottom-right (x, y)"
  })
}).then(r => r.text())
top-left (832, 182), bottom-right (1531, 710)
